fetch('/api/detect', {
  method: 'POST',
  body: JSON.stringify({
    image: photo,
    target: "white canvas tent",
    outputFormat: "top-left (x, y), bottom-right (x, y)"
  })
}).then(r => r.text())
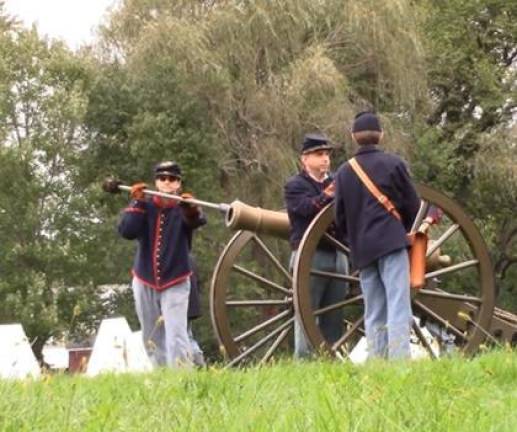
top-left (86, 317), bottom-right (152, 376)
top-left (42, 346), bottom-right (69, 370)
top-left (0, 324), bottom-right (41, 379)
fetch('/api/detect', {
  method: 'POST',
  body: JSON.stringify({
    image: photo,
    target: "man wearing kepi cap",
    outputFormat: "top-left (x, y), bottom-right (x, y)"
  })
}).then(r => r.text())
top-left (334, 112), bottom-right (420, 360)
top-left (284, 133), bottom-right (349, 358)
top-left (118, 160), bottom-right (207, 367)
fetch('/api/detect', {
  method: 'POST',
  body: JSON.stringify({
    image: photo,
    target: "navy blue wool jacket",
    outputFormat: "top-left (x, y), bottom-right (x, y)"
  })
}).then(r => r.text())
top-left (118, 196), bottom-right (206, 290)
top-left (334, 145), bottom-right (420, 269)
top-left (284, 170), bottom-right (334, 250)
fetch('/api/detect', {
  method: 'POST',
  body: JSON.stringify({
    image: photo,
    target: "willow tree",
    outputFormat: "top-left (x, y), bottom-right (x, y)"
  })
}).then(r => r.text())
top-left (98, 0), bottom-right (428, 208)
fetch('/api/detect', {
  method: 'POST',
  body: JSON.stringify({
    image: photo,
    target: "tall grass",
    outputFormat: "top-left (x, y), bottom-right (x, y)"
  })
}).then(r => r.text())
top-left (1, 350), bottom-right (515, 431)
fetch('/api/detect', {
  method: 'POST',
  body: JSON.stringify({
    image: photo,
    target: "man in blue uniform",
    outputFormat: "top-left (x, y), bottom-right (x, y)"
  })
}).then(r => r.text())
top-left (334, 112), bottom-right (420, 360)
top-left (118, 161), bottom-right (206, 367)
top-left (284, 133), bottom-right (349, 358)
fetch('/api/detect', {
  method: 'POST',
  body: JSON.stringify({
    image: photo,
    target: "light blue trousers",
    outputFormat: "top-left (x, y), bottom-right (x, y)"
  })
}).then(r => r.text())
top-left (291, 249), bottom-right (349, 358)
top-left (360, 248), bottom-right (412, 360)
top-left (132, 277), bottom-right (192, 368)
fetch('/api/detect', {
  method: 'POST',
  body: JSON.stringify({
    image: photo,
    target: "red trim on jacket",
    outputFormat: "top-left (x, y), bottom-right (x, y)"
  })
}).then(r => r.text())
top-left (124, 207), bottom-right (146, 214)
top-left (132, 270), bottom-right (192, 291)
top-left (153, 196), bottom-right (178, 208)
top-left (152, 210), bottom-right (161, 287)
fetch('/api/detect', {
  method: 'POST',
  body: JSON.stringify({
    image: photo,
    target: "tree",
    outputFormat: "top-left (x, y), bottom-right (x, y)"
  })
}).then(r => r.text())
top-left (416, 0), bottom-right (515, 191)
top-left (0, 12), bottom-right (108, 357)
top-left (98, 0), bottom-right (429, 207)
top-left (414, 0), bottom-right (517, 308)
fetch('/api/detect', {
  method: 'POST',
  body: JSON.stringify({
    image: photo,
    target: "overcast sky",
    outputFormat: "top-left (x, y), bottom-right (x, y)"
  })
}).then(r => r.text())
top-left (4, 0), bottom-right (119, 49)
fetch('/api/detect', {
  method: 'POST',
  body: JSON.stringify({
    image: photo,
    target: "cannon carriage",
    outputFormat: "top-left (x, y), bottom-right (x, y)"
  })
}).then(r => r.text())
top-left (210, 184), bottom-right (517, 366)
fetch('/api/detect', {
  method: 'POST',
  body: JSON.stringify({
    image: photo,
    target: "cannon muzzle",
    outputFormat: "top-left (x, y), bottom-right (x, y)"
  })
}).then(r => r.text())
top-left (225, 200), bottom-right (290, 239)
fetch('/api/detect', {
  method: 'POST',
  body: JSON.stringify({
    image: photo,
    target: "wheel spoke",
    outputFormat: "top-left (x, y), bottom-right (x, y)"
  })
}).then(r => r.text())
top-left (494, 307), bottom-right (517, 325)
top-left (425, 259), bottom-right (478, 279)
top-left (226, 299), bottom-right (292, 307)
top-left (252, 234), bottom-right (292, 282)
top-left (344, 319), bottom-right (365, 335)
top-left (426, 224), bottom-right (460, 258)
top-left (413, 299), bottom-right (466, 340)
top-left (259, 325), bottom-right (292, 365)
top-left (233, 264), bottom-right (291, 296)
top-left (412, 319), bottom-right (438, 359)
top-left (227, 317), bottom-right (295, 367)
top-left (234, 309), bottom-right (291, 343)
top-left (418, 289), bottom-right (482, 305)
top-left (314, 294), bottom-right (363, 317)
top-left (331, 316), bottom-right (364, 353)
top-left (322, 233), bottom-right (350, 255)
top-left (410, 200), bottom-right (430, 233)
top-left (310, 269), bottom-right (360, 283)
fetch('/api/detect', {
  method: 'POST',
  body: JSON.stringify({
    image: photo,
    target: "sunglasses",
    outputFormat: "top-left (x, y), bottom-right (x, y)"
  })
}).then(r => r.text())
top-left (156, 175), bottom-right (180, 182)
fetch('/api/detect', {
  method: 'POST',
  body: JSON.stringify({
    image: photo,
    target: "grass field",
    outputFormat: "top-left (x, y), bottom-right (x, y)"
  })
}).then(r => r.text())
top-left (1, 350), bottom-right (516, 431)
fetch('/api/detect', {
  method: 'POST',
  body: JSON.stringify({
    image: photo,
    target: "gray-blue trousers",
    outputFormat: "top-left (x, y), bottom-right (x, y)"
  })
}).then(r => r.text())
top-left (291, 249), bottom-right (349, 358)
top-left (132, 277), bottom-right (192, 367)
top-left (187, 322), bottom-right (206, 367)
top-left (360, 248), bottom-right (412, 360)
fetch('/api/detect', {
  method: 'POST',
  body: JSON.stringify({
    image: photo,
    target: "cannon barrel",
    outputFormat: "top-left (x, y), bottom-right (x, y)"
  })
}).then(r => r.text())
top-left (225, 203), bottom-right (452, 266)
top-left (224, 200), bottom-right (290, 239)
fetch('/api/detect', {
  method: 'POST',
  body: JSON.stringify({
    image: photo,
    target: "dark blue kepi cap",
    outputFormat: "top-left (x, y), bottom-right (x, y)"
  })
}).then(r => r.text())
top-left (154, 161), bottom-right (182, 179)
top-left (301, 133), bottom-right (333, 154)
top-left (352, 112), bottom-right (382, 133)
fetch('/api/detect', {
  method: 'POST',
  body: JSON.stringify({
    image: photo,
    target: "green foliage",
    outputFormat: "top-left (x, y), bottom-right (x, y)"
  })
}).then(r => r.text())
top-left (99, 0), bottom-right (428, 207)
top-left (469, 128), bottom-right (517, 307)
top-left (0, 351), bottom-right (516, 431)
top-left (0, 13), bottom-right (111, 356)
top-left (419, 0), bottom-right (516, 189)
top-left (416, 0), bottom-right (517, 300)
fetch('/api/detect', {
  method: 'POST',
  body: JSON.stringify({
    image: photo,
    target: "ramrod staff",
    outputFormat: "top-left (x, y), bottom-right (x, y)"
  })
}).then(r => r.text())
top-left (102, 177), bottom-right (230, 213)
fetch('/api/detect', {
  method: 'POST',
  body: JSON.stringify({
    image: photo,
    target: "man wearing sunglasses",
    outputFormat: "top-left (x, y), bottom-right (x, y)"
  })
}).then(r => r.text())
top-left (118, 161), bottom-right (206, 368)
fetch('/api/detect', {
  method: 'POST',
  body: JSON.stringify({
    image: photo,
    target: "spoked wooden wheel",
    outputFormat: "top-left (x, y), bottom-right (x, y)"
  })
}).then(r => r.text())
top-left (210, 230), bottom-right (294, 366)
top-left (293, 184), bottom-right (496, 358)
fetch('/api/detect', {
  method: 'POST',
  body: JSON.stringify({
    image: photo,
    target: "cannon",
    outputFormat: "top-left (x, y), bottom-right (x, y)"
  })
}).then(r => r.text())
top-left (103, 179), bottom-right (517, 366)
top-left (210, 184), bottom-right (517, 366)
